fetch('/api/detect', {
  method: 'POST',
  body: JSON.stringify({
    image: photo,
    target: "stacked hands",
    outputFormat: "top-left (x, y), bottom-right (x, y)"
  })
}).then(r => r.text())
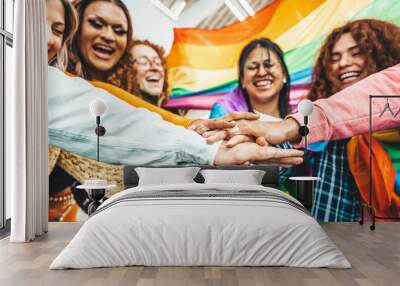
top-left (188, 112), bottom-right (304, 167)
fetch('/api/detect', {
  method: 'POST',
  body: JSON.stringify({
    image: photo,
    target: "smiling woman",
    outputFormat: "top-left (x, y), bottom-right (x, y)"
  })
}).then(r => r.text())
top-left (310, 19), bottom-right (400, 101)
top-left (46, 0), bottom-right (64, 64)
top-left (293, 19), bottom-right (400, 222)
top-left (209, 38), bottom-right (290, 120)
top-left (130, 39), bottom-right (168, 107)
top-left (68, 0), bottom-right (134, 92)
top-left (47, 0), bottom-right (77, 70)
top-left (328, 33), bottom-right (368, 90)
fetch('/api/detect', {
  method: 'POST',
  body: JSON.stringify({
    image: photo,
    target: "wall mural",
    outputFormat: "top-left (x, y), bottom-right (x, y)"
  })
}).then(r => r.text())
top-left (47, 0), bottom-right (400, 222)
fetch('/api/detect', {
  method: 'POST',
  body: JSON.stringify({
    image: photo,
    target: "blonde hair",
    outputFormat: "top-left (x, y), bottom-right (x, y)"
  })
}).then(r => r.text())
top-left (48, 0), bottom-right (79, 71)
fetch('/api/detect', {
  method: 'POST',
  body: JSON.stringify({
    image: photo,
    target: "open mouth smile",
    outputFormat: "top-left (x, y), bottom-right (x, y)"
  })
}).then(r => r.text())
top-left (92, 43), bottom-right (116, 59)
top-left (338, 71), bottom-right (362, 83)
top-left (145, 74), bottom-right (162, 84)
top-left (253, 77), bottom-right (274, 89)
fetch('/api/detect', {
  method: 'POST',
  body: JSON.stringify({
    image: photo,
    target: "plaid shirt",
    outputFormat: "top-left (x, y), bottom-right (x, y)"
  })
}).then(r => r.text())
top-left (280, 139), bottom-right (361, 222)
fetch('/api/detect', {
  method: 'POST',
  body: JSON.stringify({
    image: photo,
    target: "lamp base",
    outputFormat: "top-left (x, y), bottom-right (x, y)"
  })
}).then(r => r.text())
top-left (87, 188), bottom-right (106, 216)
top-left (289, 177), bottom-right (320, 210)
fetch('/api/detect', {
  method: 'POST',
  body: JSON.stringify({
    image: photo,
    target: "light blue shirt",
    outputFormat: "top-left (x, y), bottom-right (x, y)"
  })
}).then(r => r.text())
top-left (48, 66), bottom-right (220, 165)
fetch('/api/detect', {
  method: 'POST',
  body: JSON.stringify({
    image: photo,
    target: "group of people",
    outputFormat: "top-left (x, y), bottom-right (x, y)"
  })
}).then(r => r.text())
top-left (46, 0), bottom-right (400, 222)
top-left (47, 0), bottom-right (304, 221)
top-left (49, 0), bottom-right (170, 107)
top-left (207, 20), bottom-right (400, 222)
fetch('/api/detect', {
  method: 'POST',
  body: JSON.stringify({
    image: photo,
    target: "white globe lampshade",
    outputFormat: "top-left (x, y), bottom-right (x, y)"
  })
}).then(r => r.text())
top-left (298, 99), bottom-right (314, 116)
top-left (89, 99), bottom-right (108, 117)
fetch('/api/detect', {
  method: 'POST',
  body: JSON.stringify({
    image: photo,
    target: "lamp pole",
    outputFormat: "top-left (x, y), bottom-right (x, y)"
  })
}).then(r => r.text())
top-left (97, 116), bottom-right (100, 162)
top-left (90, 99), bottom-right (107, 162)
top-left (94, 116), bottom-right (106, 162)
top-left (298, 99), bottom-right (313, 176)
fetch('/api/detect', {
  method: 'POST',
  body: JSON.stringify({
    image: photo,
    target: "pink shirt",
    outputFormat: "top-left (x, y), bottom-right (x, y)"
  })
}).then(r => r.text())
top-left (289, 64), bottom-right (400, 144)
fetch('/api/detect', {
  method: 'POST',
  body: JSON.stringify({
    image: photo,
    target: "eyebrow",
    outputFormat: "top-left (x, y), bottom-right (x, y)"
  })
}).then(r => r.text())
top-left (88, 14), bottom-right (127, 30)
top-left (247, 58), bottom-right (273, 65)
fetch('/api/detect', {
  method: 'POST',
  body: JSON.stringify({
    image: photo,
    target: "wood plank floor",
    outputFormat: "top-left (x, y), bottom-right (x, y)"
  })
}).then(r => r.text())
top-left (0, 222), bottom-right (399, 286)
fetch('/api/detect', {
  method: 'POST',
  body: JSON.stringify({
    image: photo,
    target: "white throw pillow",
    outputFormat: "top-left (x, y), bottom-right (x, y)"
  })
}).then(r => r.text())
top-left (200, 169), bottom-right (266, 185)
top-left (135, 167), bottom-right (200, 186)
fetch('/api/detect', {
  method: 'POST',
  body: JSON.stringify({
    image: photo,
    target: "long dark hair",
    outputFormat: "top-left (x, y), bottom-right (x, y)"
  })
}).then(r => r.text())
top-left (238, 38), bottom-right (290, 118)
top-left (68, 0), bottom-right (134, 81)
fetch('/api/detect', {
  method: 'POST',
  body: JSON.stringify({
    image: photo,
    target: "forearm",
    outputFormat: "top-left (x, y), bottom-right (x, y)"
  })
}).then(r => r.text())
top-left (48, 128), bottom-right (220, 166)
top-left (49, 66), bottom-right (219, 165)
top-left (288, 64), bottom-right (400, 144)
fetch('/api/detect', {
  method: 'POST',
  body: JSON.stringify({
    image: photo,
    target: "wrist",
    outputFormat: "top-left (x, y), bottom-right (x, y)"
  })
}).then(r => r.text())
top-left (283, 117), bottom-right (301, 143)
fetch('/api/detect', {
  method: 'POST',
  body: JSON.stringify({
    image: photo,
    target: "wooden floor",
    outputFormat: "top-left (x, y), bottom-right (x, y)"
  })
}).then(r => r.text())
top-left (0, 222), bottom-right (399, 286)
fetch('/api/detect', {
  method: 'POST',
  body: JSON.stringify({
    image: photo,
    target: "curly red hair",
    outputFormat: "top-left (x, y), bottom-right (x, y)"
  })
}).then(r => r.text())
top-left (129, 39), bottom-right (169, 106)
top-left (309, 19), bottom-right (400, 101)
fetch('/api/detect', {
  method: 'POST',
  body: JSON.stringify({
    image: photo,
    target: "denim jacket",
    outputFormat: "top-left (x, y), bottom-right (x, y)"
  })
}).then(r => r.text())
top-left (48, 67), bottom-right (220, 165)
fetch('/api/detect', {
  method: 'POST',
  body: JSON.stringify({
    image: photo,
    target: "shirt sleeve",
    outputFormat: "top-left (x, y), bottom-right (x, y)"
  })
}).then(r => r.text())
top-left (48, 66), bottom-right (221, 166)
top-left (209, 102), bottom-right (229, 119)
top-left (288, 64), bottom-right (400, 145)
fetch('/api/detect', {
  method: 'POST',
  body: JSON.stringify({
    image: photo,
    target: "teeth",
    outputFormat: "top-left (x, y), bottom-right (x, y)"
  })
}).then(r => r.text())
top-left (147, 76), bottom-right (159, 81)
top-left (254, 80), bottom-right (272, 88)
top-left (93, 45), bottom-right (114, 55)
top-left (339, 71), bottom-right (360, 80)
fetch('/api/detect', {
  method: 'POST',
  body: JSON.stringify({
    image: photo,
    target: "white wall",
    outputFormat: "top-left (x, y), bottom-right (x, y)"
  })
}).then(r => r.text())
top-left (125, 0), bottom-right (225, 53)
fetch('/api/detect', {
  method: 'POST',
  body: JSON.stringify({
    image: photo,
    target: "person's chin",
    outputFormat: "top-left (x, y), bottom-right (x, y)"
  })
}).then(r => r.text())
top-left (253, 91), bottom-right (277, 101)
top-left (88, 58), bottom-right (116, 73)
top-left (339, 79), bottom-right (358, 90)
top-left (143, 87), bottom-right (162, 97)
top-left (96, 64), bottom-right (115, 72)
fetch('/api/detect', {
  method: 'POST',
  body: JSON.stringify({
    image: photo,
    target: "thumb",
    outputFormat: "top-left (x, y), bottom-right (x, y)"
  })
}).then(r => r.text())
top-left (256, 136), bottom-right (269, 146)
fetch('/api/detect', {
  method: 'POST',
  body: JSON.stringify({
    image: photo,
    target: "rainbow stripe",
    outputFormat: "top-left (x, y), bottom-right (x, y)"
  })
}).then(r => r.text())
top-left (164, 0), bottom-right (400, 110)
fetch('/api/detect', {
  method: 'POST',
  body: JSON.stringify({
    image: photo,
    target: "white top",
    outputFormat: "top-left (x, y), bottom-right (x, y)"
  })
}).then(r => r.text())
top-left (76, 180), bottom-right (116, 189)
top-left (254, 110), bottom-right (282, 122)
top-left (289, 176), bottom-right (320, 181)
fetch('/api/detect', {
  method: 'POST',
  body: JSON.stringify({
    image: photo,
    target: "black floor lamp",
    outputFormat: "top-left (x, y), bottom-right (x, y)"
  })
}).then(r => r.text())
top-left (89, 99), bottom-right (108, 161)
top-left (289, 99), bottom-right (320, 210)
top-left (76, 99), bottom-right (115, 215)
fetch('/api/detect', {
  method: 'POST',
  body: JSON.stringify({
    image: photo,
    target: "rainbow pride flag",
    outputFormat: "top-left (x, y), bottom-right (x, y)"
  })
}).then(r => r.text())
top-left (164, 0), bottom-right (400, 111)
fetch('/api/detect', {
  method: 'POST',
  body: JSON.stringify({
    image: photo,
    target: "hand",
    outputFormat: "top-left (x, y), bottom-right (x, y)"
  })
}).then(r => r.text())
top-left (214, 141), bottom-right (304, 167)
top-left (202, 131), bottom-right (254, 146)
top-left (188, 118), bottom-right (235, 135)
top-left (225, 118), bottom-right (302, 146)
top-left (222, 112), bottom-right (260, 122)
top-left (188, 112), bottom-right (260, 137)
top-left (205, 120), bottom-right (267, 144)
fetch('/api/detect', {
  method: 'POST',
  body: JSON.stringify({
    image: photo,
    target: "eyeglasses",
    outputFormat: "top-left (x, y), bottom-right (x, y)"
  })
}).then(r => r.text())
top-left (133, 56), bottom-right (162, 68)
